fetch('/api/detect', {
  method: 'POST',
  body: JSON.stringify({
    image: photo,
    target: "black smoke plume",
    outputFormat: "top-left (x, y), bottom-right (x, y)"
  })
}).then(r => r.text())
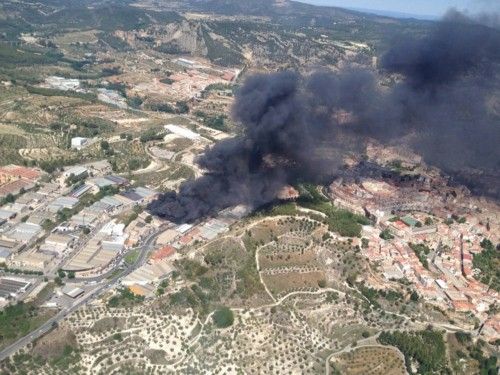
top-left (149, 11), bottom-right (500, 223)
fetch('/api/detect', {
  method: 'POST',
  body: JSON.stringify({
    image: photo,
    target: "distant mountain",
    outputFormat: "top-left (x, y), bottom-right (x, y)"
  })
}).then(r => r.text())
top-left (0, 0), bottom-right (432, 69)
top-left (174, 0), bottom-right (396, 23)
top-left (344, 7), bottom-right (439, 21)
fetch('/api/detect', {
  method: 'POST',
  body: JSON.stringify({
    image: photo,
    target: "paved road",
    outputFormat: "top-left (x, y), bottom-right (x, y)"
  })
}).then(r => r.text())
top-left (68, 226), bottom-right (167, 283)
top-left (0, 226), bottom-right (166, 362)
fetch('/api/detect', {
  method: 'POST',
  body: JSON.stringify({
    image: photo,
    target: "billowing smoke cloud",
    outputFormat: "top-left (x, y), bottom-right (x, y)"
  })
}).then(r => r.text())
top-left (149, 11), bottom-right (500, 223)
top-left (382, 9), bottom-right (500, 87)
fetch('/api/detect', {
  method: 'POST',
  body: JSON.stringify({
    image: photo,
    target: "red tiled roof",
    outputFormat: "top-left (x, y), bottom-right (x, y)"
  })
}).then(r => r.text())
top-left (0, 166), bottom-right (40, 180)
top-left (452, 300), bottom-right (472, 311)
top-left (0, 179), bottom-right (32, 196)
top-left (151, 246), bottom-right (175, 261)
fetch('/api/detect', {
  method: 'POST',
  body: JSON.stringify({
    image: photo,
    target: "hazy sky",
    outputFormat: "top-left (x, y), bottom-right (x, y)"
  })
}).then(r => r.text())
top-left (298, 0), bottom-right (499, 18)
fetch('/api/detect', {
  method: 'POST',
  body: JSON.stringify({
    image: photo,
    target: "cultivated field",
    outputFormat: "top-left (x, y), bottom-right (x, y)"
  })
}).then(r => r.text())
top-left (330, 345), bottom-right (406, 375)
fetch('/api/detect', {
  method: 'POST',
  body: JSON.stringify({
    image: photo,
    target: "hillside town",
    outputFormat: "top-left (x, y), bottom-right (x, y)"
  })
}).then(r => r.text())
top-left (0, 0), bottom-right (499, 373)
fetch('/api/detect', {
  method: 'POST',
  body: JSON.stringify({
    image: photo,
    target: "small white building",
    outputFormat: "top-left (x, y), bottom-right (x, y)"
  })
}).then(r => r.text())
top-left (164, 124), bottom-right (201, 140)
top-left (71, 137), bottom-right (88, 150)
top-left (435, 279), bottom-right (448, 289)
top-left (100, 220), bottom-right (125, 236)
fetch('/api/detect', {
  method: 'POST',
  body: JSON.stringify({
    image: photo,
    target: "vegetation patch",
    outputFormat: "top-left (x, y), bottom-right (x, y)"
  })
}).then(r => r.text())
top-left (212, 306), bottom-right (234, 328)
top-left (473, 239), bottom-right (499, 291)
top-left (258, 184), bottom-right (370, 237)
top-left (124, 249), bottom-right (140, 265)
top-left (0, 302), bottom-right (56, 350)
top-left (408, 243), bottom-right (431, 269)
top-left (0, 133), bottom-right (27, 165)
top-left (378, 329), bottom-right (447, 374)
top-left (107, 288), bottom-right (145, 308)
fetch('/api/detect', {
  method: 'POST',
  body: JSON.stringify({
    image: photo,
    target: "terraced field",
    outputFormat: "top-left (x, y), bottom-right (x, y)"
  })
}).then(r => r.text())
top-left (253, 218), bottom-right (328, 299)
top-left (330, 346), bottom-right (406, 375)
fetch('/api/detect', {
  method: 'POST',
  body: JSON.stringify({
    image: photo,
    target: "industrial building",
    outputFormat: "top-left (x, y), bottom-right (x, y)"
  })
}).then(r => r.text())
top-left (65, 220), bottom-right (127, 272)
top-left (2, 203), bottom-right (27, 216)
top-left (27, 211), bottom-right (56, 226)
top-left (16, 191), bottom-right (45, 206)
top-left (119, 187), bottom-right (157, 204)
top-left (42, 233), bottom-right (75, 254)
top-left (47, 196), bottom-right (79, 213)
top-left (199, 218), bottom-right (230, 240)
top-left (0, 277), bottom-right (30, 299)
top-left (4, 222), bottom-right (42, 243)
top-left (150, 246), bottom-right (176, 261)
top-left (0, 164), bottom-right (40, 198)
top-left (0, 209), bottom-right (16, 221)
top-left (9, 250), bottom-right (54, 272)
top-left (125, 219), bottom-right (153, 247)
top-left (62, 285), bottom-right (84, 299)
top-left (70, 209), bottom-right (100, 227)
top-left (0, 238), bottom-right (18, 254)
top-left (0, 179), bottom-right (35, 199)
top-left (156, 229), bottom-right (180, 245)
top-left (65, 238), bottom-right (115, 272)
top-left (88, 175), bottom-right (128, 190)
top-left (69, 184), bottom-right (92, 198)
top-left (37, 182), bottom-right (59, 196)
top-left (122, 258), bottom-right (174, 286)
top-left (62, 166), bottom-right (88, 180)
top-left (0, 165), bottom-right (41, 183)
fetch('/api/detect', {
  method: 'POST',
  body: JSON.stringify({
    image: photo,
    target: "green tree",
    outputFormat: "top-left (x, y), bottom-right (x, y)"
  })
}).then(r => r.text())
top-left (126, 96), bottom-right (143, 109)
top-left (380, 229), bottom-right (394, 240)
top-left (100, 140), bottom-right (110, 150)
top-left (212, 307), bottom-right (234, 328)
top-left (176, 101), bottom-right (189, 114)
top-left (361, 238), bottom-right (369, 249)
top-left (41, 219), bottom-right (56, 231)
top-left (410, 291), bottom-right (419, 302)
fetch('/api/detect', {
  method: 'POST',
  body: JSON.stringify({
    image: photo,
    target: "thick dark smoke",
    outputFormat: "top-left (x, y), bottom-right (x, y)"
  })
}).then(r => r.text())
top-left (149, 11), bottom-right (500, 223)
top-left (382, 10), bottom-right (500, 87)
